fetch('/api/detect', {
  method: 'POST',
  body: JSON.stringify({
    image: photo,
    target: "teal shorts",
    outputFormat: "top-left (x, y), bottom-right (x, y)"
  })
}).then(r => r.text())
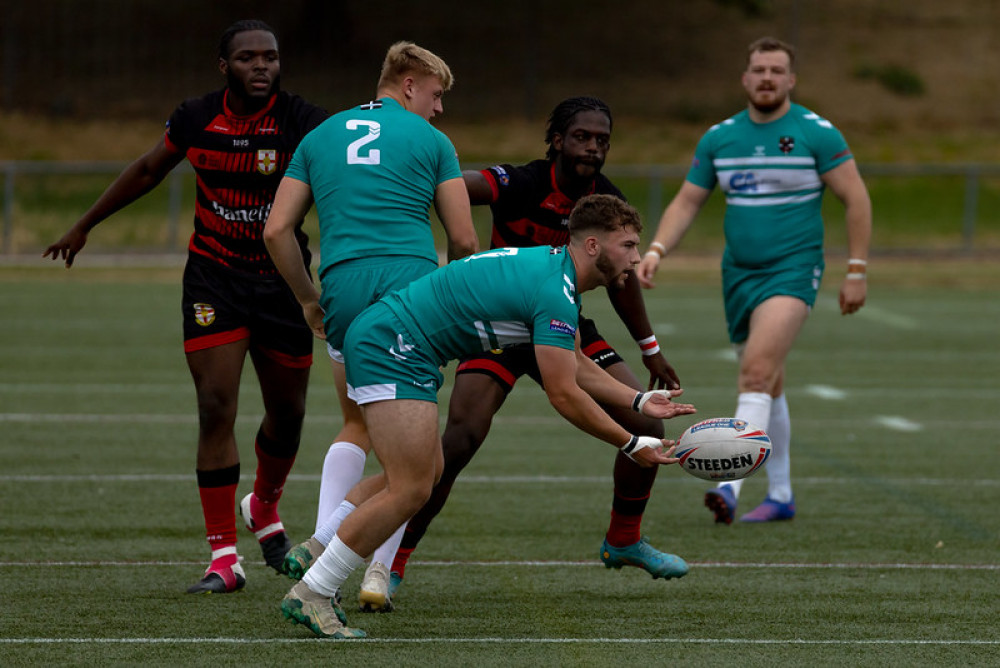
top-left (343, 301), bottom-right (443, 405)
top-left (721, 260), bottom-right (823, 344)
top-left (320, 255), bottom-right (437, 355)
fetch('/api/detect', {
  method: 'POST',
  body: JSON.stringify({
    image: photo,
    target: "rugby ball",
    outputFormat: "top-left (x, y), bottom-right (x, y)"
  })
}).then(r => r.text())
top-left (675, 418), bottom-right (771, 481)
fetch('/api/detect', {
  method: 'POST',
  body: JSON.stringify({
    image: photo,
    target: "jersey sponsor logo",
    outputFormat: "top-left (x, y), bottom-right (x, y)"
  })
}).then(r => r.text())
top-left (193, 303), bottom-right (216, 327)
top-left (549, 319), bottom-right (576, 336)
top-left (257, 149), bottom-right (277, 175)
top-left (779, 136), bottom-right (795, 154)
top-left (209, 201), bottom-right (273, 223)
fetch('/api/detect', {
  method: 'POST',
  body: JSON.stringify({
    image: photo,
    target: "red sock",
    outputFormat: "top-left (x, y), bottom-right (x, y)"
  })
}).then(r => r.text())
top-left (198, 483), bottom-right (238, 552)
top-left (391, 547), bottom-right (415, 577)
top-left (253, 438), bottom-right (296, 505)
top-left (605, 509), bottom-right (643, 548)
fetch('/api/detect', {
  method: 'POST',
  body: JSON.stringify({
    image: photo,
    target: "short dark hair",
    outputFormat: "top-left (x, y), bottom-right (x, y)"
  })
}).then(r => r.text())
top-left (545, 96), bottom-right (612, 160)
top-left (747, 36), bottom-right (796, 71)
top-left (568, 194), bottom-right (641, 237)
top-left (219, 20), bottom-right (277, 60)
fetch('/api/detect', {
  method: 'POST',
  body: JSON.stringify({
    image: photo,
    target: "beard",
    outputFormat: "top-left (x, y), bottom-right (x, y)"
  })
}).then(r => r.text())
top-left (595, 252), bottom-right (628, 288)
top-left (749, 87), bottom-right (786, 114)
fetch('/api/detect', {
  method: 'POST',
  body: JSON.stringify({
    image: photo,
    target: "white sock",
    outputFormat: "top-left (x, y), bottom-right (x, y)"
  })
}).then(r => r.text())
top-left (765, 393), bottom-right (793, 503)
top-left (720, 391), bottom-right (773, 499)
top-left (315, 500), bottom-right (355, 547)
top-left (371, 521), bottom-right (407, 568)
top-left (316, 441), bottom-right (366, 533)
top-left (303, 534), bottom-right (366, 598)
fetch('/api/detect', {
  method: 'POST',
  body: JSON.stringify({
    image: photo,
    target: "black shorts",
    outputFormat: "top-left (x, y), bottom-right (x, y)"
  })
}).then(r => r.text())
top-left (454, 316), bottom-right (623, 393)
top-left (181, 255), bottom-right (313, 368)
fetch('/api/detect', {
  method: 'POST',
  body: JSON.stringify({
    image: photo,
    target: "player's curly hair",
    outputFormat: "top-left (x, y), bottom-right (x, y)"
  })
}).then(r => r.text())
top-left (568, 194), bottom-right (641, 236)
top-left (545, 96), bottom-right (612, 160)
top-left (218, 20), bottom-right (276, 60)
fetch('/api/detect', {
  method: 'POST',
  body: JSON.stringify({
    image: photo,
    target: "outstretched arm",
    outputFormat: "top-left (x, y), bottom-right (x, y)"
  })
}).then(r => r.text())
top-left (822, 158), bottom-right (872, 315)
top-left (434, 177), bottom-right (480, 261)
top-left (636, 180), bottom-right (712, 288)
top-left (43, 139), bottom-right (184, 267)
top-left (263, 176), bottom-right (323, 338)
top-left (606, 270), bottom-right (681, 390)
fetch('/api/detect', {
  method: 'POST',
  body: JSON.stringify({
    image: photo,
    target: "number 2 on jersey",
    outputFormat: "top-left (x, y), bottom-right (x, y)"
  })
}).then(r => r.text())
top-left (346, 120), bottom-right (381, 165)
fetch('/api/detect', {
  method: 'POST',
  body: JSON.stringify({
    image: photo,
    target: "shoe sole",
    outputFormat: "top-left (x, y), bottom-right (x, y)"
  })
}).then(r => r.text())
top-left (358, 590), bottom-right (394, 613)
top-left (705, 491), bottom-right (735, 525)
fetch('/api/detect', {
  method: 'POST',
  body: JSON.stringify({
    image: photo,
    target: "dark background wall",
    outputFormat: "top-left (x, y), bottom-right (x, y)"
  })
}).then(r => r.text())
top-left (3, 0), bottom-right (998, 134)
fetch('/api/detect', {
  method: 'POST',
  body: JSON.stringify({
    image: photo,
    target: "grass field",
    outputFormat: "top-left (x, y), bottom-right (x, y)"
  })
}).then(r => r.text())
top-left (1, 260), bottom-right (998, 666)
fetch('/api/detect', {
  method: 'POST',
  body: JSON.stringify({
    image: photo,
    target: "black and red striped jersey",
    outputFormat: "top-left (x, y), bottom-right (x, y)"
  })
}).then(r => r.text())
top-left (164, 89), bottom-right (327, 275)
top-left (479, 159), bottom-right (626, 249)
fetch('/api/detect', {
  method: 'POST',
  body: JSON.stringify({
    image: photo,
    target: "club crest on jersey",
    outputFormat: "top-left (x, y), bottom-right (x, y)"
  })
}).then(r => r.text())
top-left (193, 303), bottom-right (216, 327)
top-left (779, 136), bottom-right (795, 154)
top-left (257, 149), bottom-right (277, 175)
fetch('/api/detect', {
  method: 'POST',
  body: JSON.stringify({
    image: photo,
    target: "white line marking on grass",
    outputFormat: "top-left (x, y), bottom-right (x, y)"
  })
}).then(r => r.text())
top-left (2, 474), bottom-right (999, 486)
top-left (856, 305), bottom-right (919, 330)
top-left (805, 384), bottom-right (847, 400)
top-left (875, 415), bottom-right (924, 432)
top-left (1, 637), bottom-right (998, 646)
top-left (1, 559), bottom-right (996, 571)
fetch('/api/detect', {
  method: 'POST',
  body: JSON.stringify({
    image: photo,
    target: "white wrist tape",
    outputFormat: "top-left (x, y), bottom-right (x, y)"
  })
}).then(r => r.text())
top-left (632, 390), bottom-right (671, 413)
top-left (621, 435), bottom-right (661, 463)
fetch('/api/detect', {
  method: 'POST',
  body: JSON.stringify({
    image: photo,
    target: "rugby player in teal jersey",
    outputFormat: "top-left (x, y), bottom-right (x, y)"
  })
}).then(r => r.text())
top-left (263, 41), bottom-right (479, 609)
top-left (637, 37), bottom-right (872, 524)
top-left (276, 195), bottom-right (696, 638)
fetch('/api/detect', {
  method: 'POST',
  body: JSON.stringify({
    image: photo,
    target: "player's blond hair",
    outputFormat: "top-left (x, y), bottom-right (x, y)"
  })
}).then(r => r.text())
top-left (377, 41), bottom-right (454, 91)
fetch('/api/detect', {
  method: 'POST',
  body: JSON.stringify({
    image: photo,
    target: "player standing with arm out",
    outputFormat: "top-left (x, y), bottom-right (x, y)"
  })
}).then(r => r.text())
top-left (637, 37), bottom-right (872, 524)
top-left (263, 41), bottom-right (478, 604)
top-left (278, 194), bottom-right (696, 638)
top-left (43, 21), bottom-right (329, 592)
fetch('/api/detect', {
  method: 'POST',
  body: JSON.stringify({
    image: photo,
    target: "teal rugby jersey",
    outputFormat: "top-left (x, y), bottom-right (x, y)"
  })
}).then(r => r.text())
top-left (382, 245), bottom-right (581, 366)
top-left (285, 97), bottom-right (462, 276)
top-left (686, 103), bottom-right (852, 268)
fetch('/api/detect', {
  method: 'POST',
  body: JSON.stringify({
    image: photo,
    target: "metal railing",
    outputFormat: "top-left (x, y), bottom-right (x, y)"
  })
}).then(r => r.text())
top-left (2, 160), bottom-right (997, 255)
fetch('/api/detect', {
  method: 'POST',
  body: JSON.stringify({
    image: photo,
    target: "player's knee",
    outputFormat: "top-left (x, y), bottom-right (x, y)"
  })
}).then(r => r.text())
top-left (441, 413), bottom-right (491, 462)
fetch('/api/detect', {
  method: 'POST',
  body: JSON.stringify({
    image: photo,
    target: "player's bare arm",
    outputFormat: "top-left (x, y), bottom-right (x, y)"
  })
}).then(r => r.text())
top-left (822, 159), bottom-right (872, 315)
top-left (606, 270), bottom-right (681, 390)
top-left (637, 180), bottom-right (712, 288)
top-left (534, 343), bottom-right (682, 468)
top-left (262, 176), bottom-right (324, 338)
top-left (461, 169), bottom-right (495, 206)
top-left (43, 139), bottom-right (184, 267)
top-left (433, 176), bottom-right (480, 261)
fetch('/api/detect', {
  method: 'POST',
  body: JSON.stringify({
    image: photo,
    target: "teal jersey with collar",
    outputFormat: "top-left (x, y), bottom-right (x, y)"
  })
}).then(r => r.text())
top-left (383, 245), bottom-right (581, 366)
top-left (285, 97), bottom-right (462, 276)
top-left (686, 103), bottom-right (852, 268)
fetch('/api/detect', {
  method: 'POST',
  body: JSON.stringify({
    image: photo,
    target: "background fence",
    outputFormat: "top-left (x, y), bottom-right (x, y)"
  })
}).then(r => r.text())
top-left (4, 161), bottom-right (999, 259)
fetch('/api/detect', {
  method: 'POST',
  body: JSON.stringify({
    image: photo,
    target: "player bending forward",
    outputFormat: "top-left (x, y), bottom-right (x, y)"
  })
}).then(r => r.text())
top-left (273, 194), bottom-right (696, 638)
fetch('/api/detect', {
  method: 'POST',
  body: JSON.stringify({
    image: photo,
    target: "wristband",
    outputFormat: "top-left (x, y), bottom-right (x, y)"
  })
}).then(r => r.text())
top-left (847, 258), bottom-right (868, 267)
top-left (649, 241), bottom-right (666, 257)
top-left (846, 272), bottom-right (867, 280)
top-left (644, 250), bottom-right (661, 260)
top-left (631, 392), bottom-right (643, 412)
top-left (636, 334), bottom-right (660, 356)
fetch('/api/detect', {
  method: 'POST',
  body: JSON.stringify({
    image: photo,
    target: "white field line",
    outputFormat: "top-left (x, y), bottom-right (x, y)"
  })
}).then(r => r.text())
top-left (1, 637), bottom-right (998, 646)
top-left (0, 559), bottom-right (996, 570)
top-left (1, 474), bottom-right (997, 486)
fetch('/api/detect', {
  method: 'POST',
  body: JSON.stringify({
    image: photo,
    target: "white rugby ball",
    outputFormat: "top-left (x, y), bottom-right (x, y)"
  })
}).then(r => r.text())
top-left (675, 418), bottom-right (771, 481)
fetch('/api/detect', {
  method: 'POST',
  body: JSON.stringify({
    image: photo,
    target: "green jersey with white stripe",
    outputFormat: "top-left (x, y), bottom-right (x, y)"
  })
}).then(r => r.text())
top-left (382, 245), bottom-right (580, 366)
top-left (686, 103), bottom-right (852, 268)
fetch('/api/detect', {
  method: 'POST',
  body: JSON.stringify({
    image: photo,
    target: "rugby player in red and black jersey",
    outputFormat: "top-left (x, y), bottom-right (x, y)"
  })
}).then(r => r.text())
top-left (44, 20), bottom-right (328, 594)
top-left (388, 96), bottom-right (690, 593)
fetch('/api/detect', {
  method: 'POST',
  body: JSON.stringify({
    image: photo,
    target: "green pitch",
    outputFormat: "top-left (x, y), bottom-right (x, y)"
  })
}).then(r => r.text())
top-left (0, 263), bottom-right (997, 666)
